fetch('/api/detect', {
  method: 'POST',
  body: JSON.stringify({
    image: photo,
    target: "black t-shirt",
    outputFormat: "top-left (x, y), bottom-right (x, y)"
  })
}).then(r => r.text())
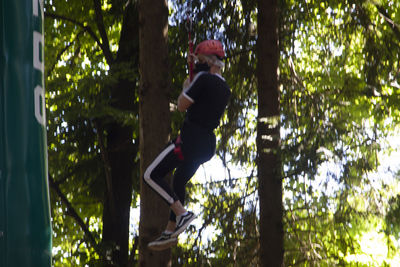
top-left (182, 72), bottom-right (231, 131)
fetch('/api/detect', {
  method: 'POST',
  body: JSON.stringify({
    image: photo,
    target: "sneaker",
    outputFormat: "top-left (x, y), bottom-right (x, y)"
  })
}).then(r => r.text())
top-left (148, 232), bottom-right (178, 251)
top-left (171, 211), bottom-right (196, 237)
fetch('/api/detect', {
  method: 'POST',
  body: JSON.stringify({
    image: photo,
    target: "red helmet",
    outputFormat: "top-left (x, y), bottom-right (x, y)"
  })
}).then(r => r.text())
top-left (195, 40), bottom-right (225, 59)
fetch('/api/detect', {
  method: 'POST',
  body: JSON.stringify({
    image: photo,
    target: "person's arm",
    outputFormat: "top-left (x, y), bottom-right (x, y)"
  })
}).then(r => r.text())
top-left (177, 77), bottom-right (193, 112)
top-left (177, 93), bottom-right (193, 112)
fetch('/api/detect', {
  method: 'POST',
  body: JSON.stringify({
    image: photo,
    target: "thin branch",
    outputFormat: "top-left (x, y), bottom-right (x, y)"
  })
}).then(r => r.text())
top-left (193, 211), bottom-right (212, 248)
top-left (48, 174), bottom-right (100, 255)
top-left (127, 235), bottom-right (139, 267)
top-left (45, 12), bottom-right (101, 46)
top-left (92, 120), bottom-right (117, 221)
top-left (375, 5), bottom-right (400, 42)
top-left (93, 0), bottom-right (114, 64)
top-left (191, 174), bottom-right (256, 187)
top-left (46, 30), bottom-right (85, 77)
top-left (44, 11), bottom-right (114, 64)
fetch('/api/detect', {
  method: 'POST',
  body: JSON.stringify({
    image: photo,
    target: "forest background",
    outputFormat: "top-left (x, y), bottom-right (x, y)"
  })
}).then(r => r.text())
top-left (43, 0), bottom-right (400, 266)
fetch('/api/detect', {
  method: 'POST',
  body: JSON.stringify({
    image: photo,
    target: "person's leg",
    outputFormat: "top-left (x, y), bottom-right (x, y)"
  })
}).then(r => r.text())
top-left (164, 220), bottom-right (176, 232)
top-left (145, 142), bottom-right (183, 250)
top-left (143, 143), bottom-right (181, 205)
top-left (144, 141), bottom-right (191, 225)
top-left (168, 161), bottom-right (201, 222)
top-left (164, 161), bottom-right (200, 237)
top-left (146, 136), bottom-right (204, 240)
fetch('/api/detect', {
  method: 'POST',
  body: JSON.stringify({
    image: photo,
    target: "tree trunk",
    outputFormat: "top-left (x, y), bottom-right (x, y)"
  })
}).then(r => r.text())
top-left (101, 3), bottom-right (138, 266)
top-left (256, 0), bottom-right (283, 266)
top-left (138, 0), bottom-right (172, 266)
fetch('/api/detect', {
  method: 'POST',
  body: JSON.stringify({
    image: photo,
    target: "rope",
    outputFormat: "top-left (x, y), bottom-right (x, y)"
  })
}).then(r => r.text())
top-left (185, 0), bottom-right (194, 81)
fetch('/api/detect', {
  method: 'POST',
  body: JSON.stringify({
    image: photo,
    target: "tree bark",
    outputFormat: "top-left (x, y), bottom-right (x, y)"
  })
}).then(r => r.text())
top-left (138, 0), bottom-right (172, 266)
top-left (101, 3), bottom-right (138, 266)
top-left (256, 0), bottom-right (283, 266)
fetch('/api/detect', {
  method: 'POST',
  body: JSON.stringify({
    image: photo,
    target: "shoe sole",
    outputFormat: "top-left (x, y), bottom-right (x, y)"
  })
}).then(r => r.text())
top-left (148, 238), bottom-right (178, 251)
top-left (171, 214), bottom-right (196, 237)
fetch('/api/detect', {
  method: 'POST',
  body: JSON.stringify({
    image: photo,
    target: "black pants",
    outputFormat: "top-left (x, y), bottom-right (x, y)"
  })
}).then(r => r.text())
top-left (144, 122), bottom-right (215, 221)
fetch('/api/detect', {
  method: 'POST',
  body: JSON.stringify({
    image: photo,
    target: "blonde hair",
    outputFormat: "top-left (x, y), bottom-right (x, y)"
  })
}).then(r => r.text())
top-left (197, 54), bottom-right (225, 69)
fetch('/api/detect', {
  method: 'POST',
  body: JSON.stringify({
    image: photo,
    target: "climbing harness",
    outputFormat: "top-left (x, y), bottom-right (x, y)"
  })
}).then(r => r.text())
top-left (173, 135), bottom-right (184, 161)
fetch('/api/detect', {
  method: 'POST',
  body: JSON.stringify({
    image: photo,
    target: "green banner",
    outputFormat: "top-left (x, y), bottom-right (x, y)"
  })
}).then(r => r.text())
top-left (0, 0), bottom-right (52, 266)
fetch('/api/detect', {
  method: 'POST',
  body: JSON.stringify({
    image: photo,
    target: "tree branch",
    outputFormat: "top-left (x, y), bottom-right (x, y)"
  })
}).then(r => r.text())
top-left (48, 174), bottom-right (101, 255)
top-left (93, 0), bottom-right (114, 65)
top-left (46, 30), bottom-right (85, 78)
top-left (127, 235), bottom-right (139, 267)
top-left (92, 120), bottom-right (117, 222)
top-left (375, 5), bottom-right (400, 42)
top-left (44, 11), bottom-right (114, 64)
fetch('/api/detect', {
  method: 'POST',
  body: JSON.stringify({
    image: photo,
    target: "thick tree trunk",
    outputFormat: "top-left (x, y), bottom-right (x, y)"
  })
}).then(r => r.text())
top-left (138, 0), bottom-right (172, 266)
top-left (101, 3), bottom-right (138, 266)
top-left (102, 121), bottom-right (134, 266)
top-left (256, 0), bottom-right (283, 266)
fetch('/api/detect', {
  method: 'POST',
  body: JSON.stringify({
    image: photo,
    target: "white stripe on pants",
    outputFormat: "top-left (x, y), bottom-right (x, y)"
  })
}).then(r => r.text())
top-left (143, 143), bottom-right (175, 204)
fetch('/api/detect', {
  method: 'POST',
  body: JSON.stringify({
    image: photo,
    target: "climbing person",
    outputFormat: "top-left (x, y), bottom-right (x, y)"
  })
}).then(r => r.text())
top-left (144, 40), bottom-right (231, 250)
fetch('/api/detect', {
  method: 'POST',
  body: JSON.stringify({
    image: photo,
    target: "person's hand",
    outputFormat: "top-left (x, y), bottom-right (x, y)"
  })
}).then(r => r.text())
top-left (187, 53), bottom-right (197, 65)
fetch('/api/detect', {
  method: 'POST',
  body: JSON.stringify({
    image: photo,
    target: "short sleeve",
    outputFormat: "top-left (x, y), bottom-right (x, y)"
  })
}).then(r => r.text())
top-left (182, 72), bottom-right (206, 103)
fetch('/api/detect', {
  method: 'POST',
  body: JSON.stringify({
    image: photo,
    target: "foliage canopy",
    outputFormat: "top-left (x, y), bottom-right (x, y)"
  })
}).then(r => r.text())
top-left (44, 0), bottom-right (400, 265)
